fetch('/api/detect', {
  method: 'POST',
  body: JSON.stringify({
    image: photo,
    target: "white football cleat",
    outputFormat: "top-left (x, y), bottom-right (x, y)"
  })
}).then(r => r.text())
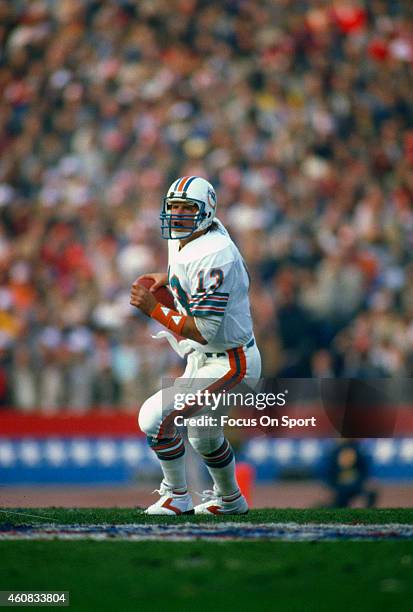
top-left (145, 481), bottom-right (194, 515)
top-left (194, 487), bottom-right (248, 515)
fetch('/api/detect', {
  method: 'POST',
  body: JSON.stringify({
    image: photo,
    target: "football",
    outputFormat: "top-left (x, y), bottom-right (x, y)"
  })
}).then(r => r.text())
top-left (137, 277), bottom-right (176, 310)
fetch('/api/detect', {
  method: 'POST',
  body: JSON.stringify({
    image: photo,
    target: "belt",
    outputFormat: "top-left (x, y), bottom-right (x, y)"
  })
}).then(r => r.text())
top-left (205, 337), bottom-right (255, 358)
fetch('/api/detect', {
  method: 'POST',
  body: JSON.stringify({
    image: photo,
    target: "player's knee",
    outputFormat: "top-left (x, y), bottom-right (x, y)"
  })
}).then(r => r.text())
top-left (138, 395), bottom-right (160, 438)
top-left (137, 401), bottom-right (151, 436)
top-left (188, 435), bottom-right (224, 456)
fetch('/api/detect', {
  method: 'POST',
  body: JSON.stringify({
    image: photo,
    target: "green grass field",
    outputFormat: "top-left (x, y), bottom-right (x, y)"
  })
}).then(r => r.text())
top-left (2, 507), bottom-right (413, 525)
top-left (1, 509), bottom-right (413, 612)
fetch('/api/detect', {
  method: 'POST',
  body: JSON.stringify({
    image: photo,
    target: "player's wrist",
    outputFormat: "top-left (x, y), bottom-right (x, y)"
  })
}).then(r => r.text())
top-left (150, 302), bottom-right (162, 317)
top-left (150, 302), bottom-right (187, 334)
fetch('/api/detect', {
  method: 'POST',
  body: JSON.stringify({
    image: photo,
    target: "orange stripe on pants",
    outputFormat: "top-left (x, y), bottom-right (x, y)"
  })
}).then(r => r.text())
top-left (157, 346), bottom-right (247, 439)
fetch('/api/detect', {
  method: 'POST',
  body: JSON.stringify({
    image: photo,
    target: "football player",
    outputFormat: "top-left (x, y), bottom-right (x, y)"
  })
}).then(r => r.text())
top-left (130, 176), bottom-right (261, 514)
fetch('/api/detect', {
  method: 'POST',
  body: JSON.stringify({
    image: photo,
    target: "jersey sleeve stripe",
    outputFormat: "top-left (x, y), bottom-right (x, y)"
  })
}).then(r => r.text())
top-left (191, 304), bottom-right (225, 312)
top-left (192, 309), bottom-right (225, 317)
top-left (190, 295), bottom-right (229, 306)
top-left (190, 293), bottom-right (229, 300)
top-left (191, 291), bottom-right (229, 298)
top-left (190, 297), bottom-right (229, 306)
top-left (191, 300), bottom-right (227, 308)
top-left (191, 301), bottom-right (227, 309)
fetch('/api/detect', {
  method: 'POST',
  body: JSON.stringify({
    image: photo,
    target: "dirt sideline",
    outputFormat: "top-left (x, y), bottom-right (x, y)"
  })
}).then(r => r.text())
top-left (1, 483), bottom-right (412, 508)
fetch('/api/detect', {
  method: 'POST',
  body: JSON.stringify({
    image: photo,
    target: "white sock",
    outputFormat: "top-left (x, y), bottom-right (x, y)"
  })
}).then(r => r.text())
top-left (149, 434), bottom-right (187, 493)
top-left (159, 455), bottom-right (187, 493)
top-left (200, 439), bottom-right (239, 496)
top-left (206, 457), bottom-right (239, 497)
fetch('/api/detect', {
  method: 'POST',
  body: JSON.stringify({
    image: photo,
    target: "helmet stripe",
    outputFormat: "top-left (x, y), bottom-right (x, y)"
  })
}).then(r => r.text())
top-left (176, 176), bottom-right (190, 192)
top-left (172, 176), bottom-right (198, 194)
top-left (182, 176), bottom-right (197, 191)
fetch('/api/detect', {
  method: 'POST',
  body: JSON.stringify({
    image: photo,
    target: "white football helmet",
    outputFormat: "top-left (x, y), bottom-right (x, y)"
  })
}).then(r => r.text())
top-left (160, 176), bottom-right (217, 239)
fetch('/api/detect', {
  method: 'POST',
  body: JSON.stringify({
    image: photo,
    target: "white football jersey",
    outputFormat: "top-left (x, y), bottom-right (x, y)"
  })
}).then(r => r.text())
top-left (167, 219), bottom-right (254, 352)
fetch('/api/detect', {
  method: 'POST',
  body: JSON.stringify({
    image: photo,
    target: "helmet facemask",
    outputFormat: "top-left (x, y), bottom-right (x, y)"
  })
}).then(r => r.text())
top-left (160, 197), bottom-right (207, 240)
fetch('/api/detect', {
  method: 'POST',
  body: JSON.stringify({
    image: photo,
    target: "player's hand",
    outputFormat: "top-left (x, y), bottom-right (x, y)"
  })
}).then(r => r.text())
top-left (135, 273), bottom-right (168, 293)
top-left (130, 281), bottom-right (158, 316)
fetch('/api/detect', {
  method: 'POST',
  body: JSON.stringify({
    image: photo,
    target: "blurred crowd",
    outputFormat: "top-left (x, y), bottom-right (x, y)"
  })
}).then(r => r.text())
top-left (1, 0), bottom-right (413, 412)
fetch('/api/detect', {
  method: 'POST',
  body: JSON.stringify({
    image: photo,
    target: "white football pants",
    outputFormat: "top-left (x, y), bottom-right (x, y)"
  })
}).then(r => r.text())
top-left (138, 341), bottom-right (261, 454)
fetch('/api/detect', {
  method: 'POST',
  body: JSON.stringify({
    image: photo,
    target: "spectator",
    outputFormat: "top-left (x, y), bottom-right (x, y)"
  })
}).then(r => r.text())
top-left (10, 343), bottom-right (37, 411)
top-left (0, 1), bottom-right (412, 410)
